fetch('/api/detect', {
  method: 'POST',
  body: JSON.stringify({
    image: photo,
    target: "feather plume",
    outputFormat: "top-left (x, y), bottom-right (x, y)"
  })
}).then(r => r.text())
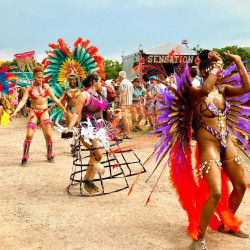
top-left (73, 37), bottom-right (83, 48)
top-left (81, 39), bottom-right (90, 49)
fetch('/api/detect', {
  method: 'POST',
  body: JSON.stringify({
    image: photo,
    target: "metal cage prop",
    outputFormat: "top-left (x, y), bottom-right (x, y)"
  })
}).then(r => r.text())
top-left (66, 137), bottom-right (146, 196)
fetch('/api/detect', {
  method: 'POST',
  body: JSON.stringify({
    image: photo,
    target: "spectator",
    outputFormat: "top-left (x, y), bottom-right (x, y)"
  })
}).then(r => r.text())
top-left (106, 79), bottom-right (117, 105)
top-left (169, 73), bottom-right (177, 89)
top-left (156, 74), bottom-right (166, 93)
top-left (147, 77), bottom-right (158, 130)
top-left (118, 71), bottom-right (133, 139)
top-left (131, 77), bottom-right (143, 132)
top-left (190, 67), bottom-right (202, 86)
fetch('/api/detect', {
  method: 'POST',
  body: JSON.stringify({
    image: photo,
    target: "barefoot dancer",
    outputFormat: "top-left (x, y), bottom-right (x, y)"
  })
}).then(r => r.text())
top-left (188, 50), bottom-right (250, 249)
top-left (49, 74), bottom-right (84, 152)
top-left (135, 50), bottom-right (250, 250)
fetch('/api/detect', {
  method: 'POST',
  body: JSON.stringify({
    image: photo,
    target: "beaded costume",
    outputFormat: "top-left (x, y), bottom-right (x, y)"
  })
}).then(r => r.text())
top-left (131, 62), bottom-right (250, 240)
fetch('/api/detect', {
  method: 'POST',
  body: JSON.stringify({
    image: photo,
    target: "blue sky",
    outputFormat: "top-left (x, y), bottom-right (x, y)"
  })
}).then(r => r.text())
top-left (0, 0), bottom-right (249, 62)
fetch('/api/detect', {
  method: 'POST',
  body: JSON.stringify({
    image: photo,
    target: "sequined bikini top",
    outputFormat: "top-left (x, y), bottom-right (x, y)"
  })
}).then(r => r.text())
top-left (195, 87), bottom-right (230, 118)
top-left (205, 101), bottom-right (230, 117)
top-left (29, 84), bottom-right (48, 99)
top-left (66, 88), bottom-right (81, 99)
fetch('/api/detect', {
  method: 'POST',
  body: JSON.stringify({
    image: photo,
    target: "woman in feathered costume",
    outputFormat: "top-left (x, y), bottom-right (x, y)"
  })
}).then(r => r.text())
top-left (0, 62), bottom-right (18, 127)
top-left (66, 73), bottom-right (108, 195)
top-left (42, 37), bottom-right (105, 124)
top-left (42, 37), bottom-right (106, 157)
top-left (188, 51), bottom-right (249, 249)
top-left (130, 50), bottom-right (250, 250)
top-left (12, 66), bottom-right (67, 167)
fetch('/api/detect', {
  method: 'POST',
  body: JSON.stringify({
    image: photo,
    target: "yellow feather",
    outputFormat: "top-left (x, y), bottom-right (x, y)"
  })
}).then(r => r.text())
top-left (1, 110), bottom-right (10, 127)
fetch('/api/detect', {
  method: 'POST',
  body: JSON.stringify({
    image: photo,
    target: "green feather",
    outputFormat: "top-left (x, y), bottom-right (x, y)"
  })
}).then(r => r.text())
top-left (80, 48), bottom-right (87, 60)
top-left (46, 58), bottom-right (61, 64)
top-left (73, 47), bottom-right (79, 58)
top-left (54, 49), bottom-right (67, 60)
top-left (44, 68), bottom-right (58, 74)
top-left (55, 112), bottom-right (63, 123)
top-left (76, 45), bottom-right (82, 59)
top-left (48, 53), bottom-right (60, 60)
top-left (47, 64), bottom-right (60, 70)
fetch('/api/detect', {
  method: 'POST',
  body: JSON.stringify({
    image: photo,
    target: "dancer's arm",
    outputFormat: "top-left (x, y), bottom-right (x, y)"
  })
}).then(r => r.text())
top-left (46, 84), bottom-right (67, 114)
top-left (13, 87), bottom-right (30, 116)
top-left (50, 89), bottom-right (67, 110)
top-left (220, 51), bottom-right (250, 97)
top-left (188, 53), bottom-right (222, 106)
top-left (67, 92), bottom-right (86, 131)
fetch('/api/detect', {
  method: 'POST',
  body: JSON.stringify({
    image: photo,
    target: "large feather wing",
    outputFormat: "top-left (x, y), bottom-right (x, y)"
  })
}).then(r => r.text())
top-left (219, 63), bottom-right (250, 155)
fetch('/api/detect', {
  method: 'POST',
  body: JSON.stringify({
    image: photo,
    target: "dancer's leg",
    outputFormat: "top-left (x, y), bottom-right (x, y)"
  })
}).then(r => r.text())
top-left (196, 143), bottom-right (221, 239)
top-left (222, 139), bottom-right (247, 214)
top-left (198, 160), bottom-right (222, 239)
top-left (80, 138), bottom-right (103, 194)
top-left (22, 111), bottom-right (38, 165)
top-left (80, 138), bottom-right (103, 181)
top-left (40, 111), bottom-right (54, 161)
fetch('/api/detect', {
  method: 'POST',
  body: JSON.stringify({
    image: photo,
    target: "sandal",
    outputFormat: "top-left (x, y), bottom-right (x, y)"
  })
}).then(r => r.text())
top-left (132, 128), bottom-right (138, 132)
top-left (135, 126), bottom-right (142, 131)
top-left (217, 225), bottom-right (249, 238)
top-left (123, 134), bottom-right (132, 139)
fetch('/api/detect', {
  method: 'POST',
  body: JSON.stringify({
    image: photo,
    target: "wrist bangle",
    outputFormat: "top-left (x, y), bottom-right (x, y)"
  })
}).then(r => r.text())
top-left (239, 68), bottom-right (247, 76)
top-left (214, 61), bottom-right (223, 71)
top-left (210, 68), bottom-right (221, 77)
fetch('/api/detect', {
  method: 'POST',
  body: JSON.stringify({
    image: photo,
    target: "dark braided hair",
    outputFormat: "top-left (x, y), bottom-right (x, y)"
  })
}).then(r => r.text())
top-left (199, 59), bottom-right (212, 72)
top-left (82, 74), bottom-right (101, 88)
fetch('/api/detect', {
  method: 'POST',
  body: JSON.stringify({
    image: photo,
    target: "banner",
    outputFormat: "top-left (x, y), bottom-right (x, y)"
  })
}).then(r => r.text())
top-left (12, 72), bottom-right (33, 87)
top-left (14, 51), bottom-right (36, 72)
top-left (145, 55), bottom-right (196, 64)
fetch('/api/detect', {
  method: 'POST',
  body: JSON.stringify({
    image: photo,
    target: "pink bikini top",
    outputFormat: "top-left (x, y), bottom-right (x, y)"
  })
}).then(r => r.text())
top-left (81, 89), bottom-right (107, 120)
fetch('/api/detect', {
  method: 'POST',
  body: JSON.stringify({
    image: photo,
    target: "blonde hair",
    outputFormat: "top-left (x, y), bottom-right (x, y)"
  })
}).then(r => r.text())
top-left (119, 71), bottom-right (126, 78)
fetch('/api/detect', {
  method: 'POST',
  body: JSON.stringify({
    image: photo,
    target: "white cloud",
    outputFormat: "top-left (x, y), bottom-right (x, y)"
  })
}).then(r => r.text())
top-left (103, 53), bottom-right (122, 62)
top-left (224, 39), bottom-right (250, 48)
top-left (35, 53), bottom-right (47, 64)
top-left (0, 49), bottom-right (16, 61)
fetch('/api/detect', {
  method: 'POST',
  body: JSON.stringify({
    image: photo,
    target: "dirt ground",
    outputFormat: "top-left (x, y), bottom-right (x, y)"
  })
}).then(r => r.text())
top-left (0, 117), bottom-right (249, 250)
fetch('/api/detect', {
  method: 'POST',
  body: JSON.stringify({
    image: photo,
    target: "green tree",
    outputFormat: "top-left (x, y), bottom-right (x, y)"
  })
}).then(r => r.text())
top-left (103, 60), bottom-right (122, 80)
top-left (2, 59), bottom-right (18, 72)
top-left (213, 45), bottom-right (250, 68)
top-left (2, 59), bottom-right (42, 72)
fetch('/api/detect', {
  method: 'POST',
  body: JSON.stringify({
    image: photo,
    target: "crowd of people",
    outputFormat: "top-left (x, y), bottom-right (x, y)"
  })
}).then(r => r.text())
top-left (100, 70), bottom-right (186, 138)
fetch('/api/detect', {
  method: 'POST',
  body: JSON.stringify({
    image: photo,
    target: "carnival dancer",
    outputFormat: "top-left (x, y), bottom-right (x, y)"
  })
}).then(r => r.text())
top-left (188, 51), bottom-right (250, 249)
top-left (49, 74), bottom-right (84, 153)
top-left (49, 74), bottom-right (84, 122)
top-left (66, 73), bottom-right (108, 195)
top-left (130, 51), bottom-right (250, 250)
top-left (12, 66), bottom-right (67, 167)
top-left (0, 63), bottom-right (18, 127)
